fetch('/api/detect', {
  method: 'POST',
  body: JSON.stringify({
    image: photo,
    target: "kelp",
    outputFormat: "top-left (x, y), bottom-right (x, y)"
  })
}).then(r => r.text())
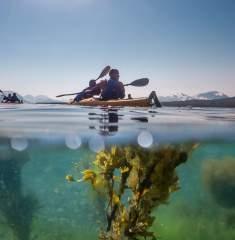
top-left (67, 144), bottom-right (197, 240)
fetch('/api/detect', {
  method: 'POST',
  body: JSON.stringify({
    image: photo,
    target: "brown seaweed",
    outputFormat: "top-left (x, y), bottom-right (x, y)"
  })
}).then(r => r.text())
top-left (68, 144), bottom-right (196, 239)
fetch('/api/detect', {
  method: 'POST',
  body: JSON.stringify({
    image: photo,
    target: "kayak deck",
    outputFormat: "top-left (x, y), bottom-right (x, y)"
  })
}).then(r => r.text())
top-left (72, 97), bottom-right (151, 107)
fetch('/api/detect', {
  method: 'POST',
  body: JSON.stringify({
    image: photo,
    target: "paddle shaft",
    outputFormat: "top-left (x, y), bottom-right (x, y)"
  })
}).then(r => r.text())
top-left (0, 90), bottom-right (6, 97)
top-left (56, 66), bottom-right (111, 97)
top-left (56, 78), bottom-right (149, 98)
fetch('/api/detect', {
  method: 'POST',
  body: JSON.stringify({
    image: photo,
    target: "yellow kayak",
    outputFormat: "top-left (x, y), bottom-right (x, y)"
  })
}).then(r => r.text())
top-left (71, 91), bottom-right (161, 107)
top-left (72, 97), bottom-right (150, 107)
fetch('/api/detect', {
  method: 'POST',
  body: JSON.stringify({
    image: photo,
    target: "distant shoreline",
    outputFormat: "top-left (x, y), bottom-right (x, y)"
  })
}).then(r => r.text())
top-left (161, 97), bottom-right (235, 108)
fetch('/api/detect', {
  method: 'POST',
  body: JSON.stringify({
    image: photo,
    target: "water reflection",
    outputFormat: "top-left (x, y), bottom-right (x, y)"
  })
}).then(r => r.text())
top-left (88, 108), bottom-right (150, 136)
top-left (88, 109), bottom-right (121, 136)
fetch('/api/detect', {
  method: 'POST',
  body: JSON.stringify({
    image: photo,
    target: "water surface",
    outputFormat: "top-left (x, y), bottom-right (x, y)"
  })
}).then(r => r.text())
top-left (0, 104), bottom-right (235, 239)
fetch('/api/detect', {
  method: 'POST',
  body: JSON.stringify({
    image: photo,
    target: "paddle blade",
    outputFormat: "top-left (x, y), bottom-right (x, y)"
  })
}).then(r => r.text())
top-left (124, 78), bottom-right (149, 87)
top-left (56, 94), bottom-right (65, 98)
top-left (96, 65), bottom-right (111, 80)
top-left (0, 90), bottom-right (5, 96)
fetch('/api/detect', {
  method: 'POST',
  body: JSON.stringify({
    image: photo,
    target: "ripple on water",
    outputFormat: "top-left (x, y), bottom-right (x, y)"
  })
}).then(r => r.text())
top-left (0, 105), bottom-right (235, 144)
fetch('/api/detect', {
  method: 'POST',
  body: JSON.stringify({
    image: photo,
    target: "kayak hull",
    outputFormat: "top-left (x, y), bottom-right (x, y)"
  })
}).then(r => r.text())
top-left (71, 97), bottom-right (152, 107)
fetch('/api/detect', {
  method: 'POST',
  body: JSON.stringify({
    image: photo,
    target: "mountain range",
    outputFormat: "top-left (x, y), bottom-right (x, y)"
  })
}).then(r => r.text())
top-left (23, 90), bottom-right (231, 103)
top-left (159, 91), bottom-right (235, 108)
top-left (158, 91), bottom-right (229, 102)
top-left (23, 94), bottom-right (61, 103)
top-left (0, 90), bottom-right (232, 104)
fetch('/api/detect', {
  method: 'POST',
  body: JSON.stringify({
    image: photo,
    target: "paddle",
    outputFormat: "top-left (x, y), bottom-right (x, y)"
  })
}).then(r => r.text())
top-left (56, 65), bottom-right (111, 98)
top-left (56, 78), bottom-right (149, 98)
top-left (124, 78), bottom-right (149, 87)
top-left (95, 65), bottom-right (111, 81)
top-left (0, 89), bottom-right (7, 99)
top-left (0, 89), bottom-right (7, 103)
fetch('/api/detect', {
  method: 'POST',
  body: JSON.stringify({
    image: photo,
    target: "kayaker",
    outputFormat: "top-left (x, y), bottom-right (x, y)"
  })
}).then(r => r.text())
top-left (1, 95), bottom-right (8, 103)
top-left (73, 79), bottom-right (107, 103)
top-left (101, 69), bottom-right (125, 100)
top-left (10, 93), bottom-right (21, 103)
top-left (1, 93), bottom-right (12, 103)
top-left (73, 80), bottom-right (96, 102)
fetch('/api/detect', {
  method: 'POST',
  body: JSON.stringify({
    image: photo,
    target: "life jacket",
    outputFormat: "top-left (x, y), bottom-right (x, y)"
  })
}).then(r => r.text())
top-left (101, 79), bottom-right (125, 100)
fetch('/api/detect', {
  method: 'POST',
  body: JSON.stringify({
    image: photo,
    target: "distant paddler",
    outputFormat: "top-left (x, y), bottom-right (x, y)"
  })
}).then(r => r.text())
top-left (1, 93), bottom-right (12, 103)
top-left (11, 92), bottom-right (22, 103)
top-left (0, 90), bottom-right (23, 103)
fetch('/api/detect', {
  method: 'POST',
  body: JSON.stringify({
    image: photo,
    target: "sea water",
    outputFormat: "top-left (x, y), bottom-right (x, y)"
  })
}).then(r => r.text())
top-left (0, 104), bottom-right (235, 240)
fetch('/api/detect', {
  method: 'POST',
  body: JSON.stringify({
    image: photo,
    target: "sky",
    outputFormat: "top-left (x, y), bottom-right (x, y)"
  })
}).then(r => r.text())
top-left (0, 0), bottom-right (234, 98)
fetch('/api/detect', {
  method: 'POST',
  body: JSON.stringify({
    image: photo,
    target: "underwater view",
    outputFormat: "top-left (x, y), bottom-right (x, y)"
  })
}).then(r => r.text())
top-left (0, 104), bottom-right (235, 240)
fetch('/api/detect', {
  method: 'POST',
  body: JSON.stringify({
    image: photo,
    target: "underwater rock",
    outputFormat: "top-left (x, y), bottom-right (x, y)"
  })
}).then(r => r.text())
top-left (203, 160), bottom-right (235, 209)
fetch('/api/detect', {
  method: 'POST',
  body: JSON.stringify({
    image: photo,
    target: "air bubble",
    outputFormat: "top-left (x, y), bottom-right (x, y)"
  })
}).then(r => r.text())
top-left (137, 131), bottom-right (153, 148)
top-left (88, 135), bottom-right (105, 153)
top-left (65, 134), bottom-right (82, 150)
top-left (11, 138), bottom-right (28, 151)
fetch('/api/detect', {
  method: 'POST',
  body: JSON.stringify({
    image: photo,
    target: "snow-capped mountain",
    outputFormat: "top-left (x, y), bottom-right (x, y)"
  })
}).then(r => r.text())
top-left (159, 93), bottom-right (192, 102)
top-left (23, 95), bottom-right (60, 103)
top-left (0, 90), bottom-right (58, 103)
top-left (194, 91), bottom-right (229, 100)
top-left (159, 91), bottom-right (229, 102)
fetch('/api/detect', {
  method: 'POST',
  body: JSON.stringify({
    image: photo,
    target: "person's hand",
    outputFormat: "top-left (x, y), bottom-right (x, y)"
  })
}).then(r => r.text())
top-left (84, 89), bottom-right (92, 93)
top-left (118, 82), bottom-right (125, 90)
top-left (98, 79), bottom-right (108, 89)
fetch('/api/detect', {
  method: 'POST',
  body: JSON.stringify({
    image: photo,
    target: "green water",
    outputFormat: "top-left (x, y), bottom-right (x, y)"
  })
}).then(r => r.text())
top-left (156, 142), bottom-right (235, 240)
top-left (1, 140), bottom-right (235, 240)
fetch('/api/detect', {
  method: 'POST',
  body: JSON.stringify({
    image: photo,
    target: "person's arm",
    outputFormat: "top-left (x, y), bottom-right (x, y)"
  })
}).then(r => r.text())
top-left (118, 82), bottom-right (125, 99)
top-left (84, 80), bottom-right (107, 95)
